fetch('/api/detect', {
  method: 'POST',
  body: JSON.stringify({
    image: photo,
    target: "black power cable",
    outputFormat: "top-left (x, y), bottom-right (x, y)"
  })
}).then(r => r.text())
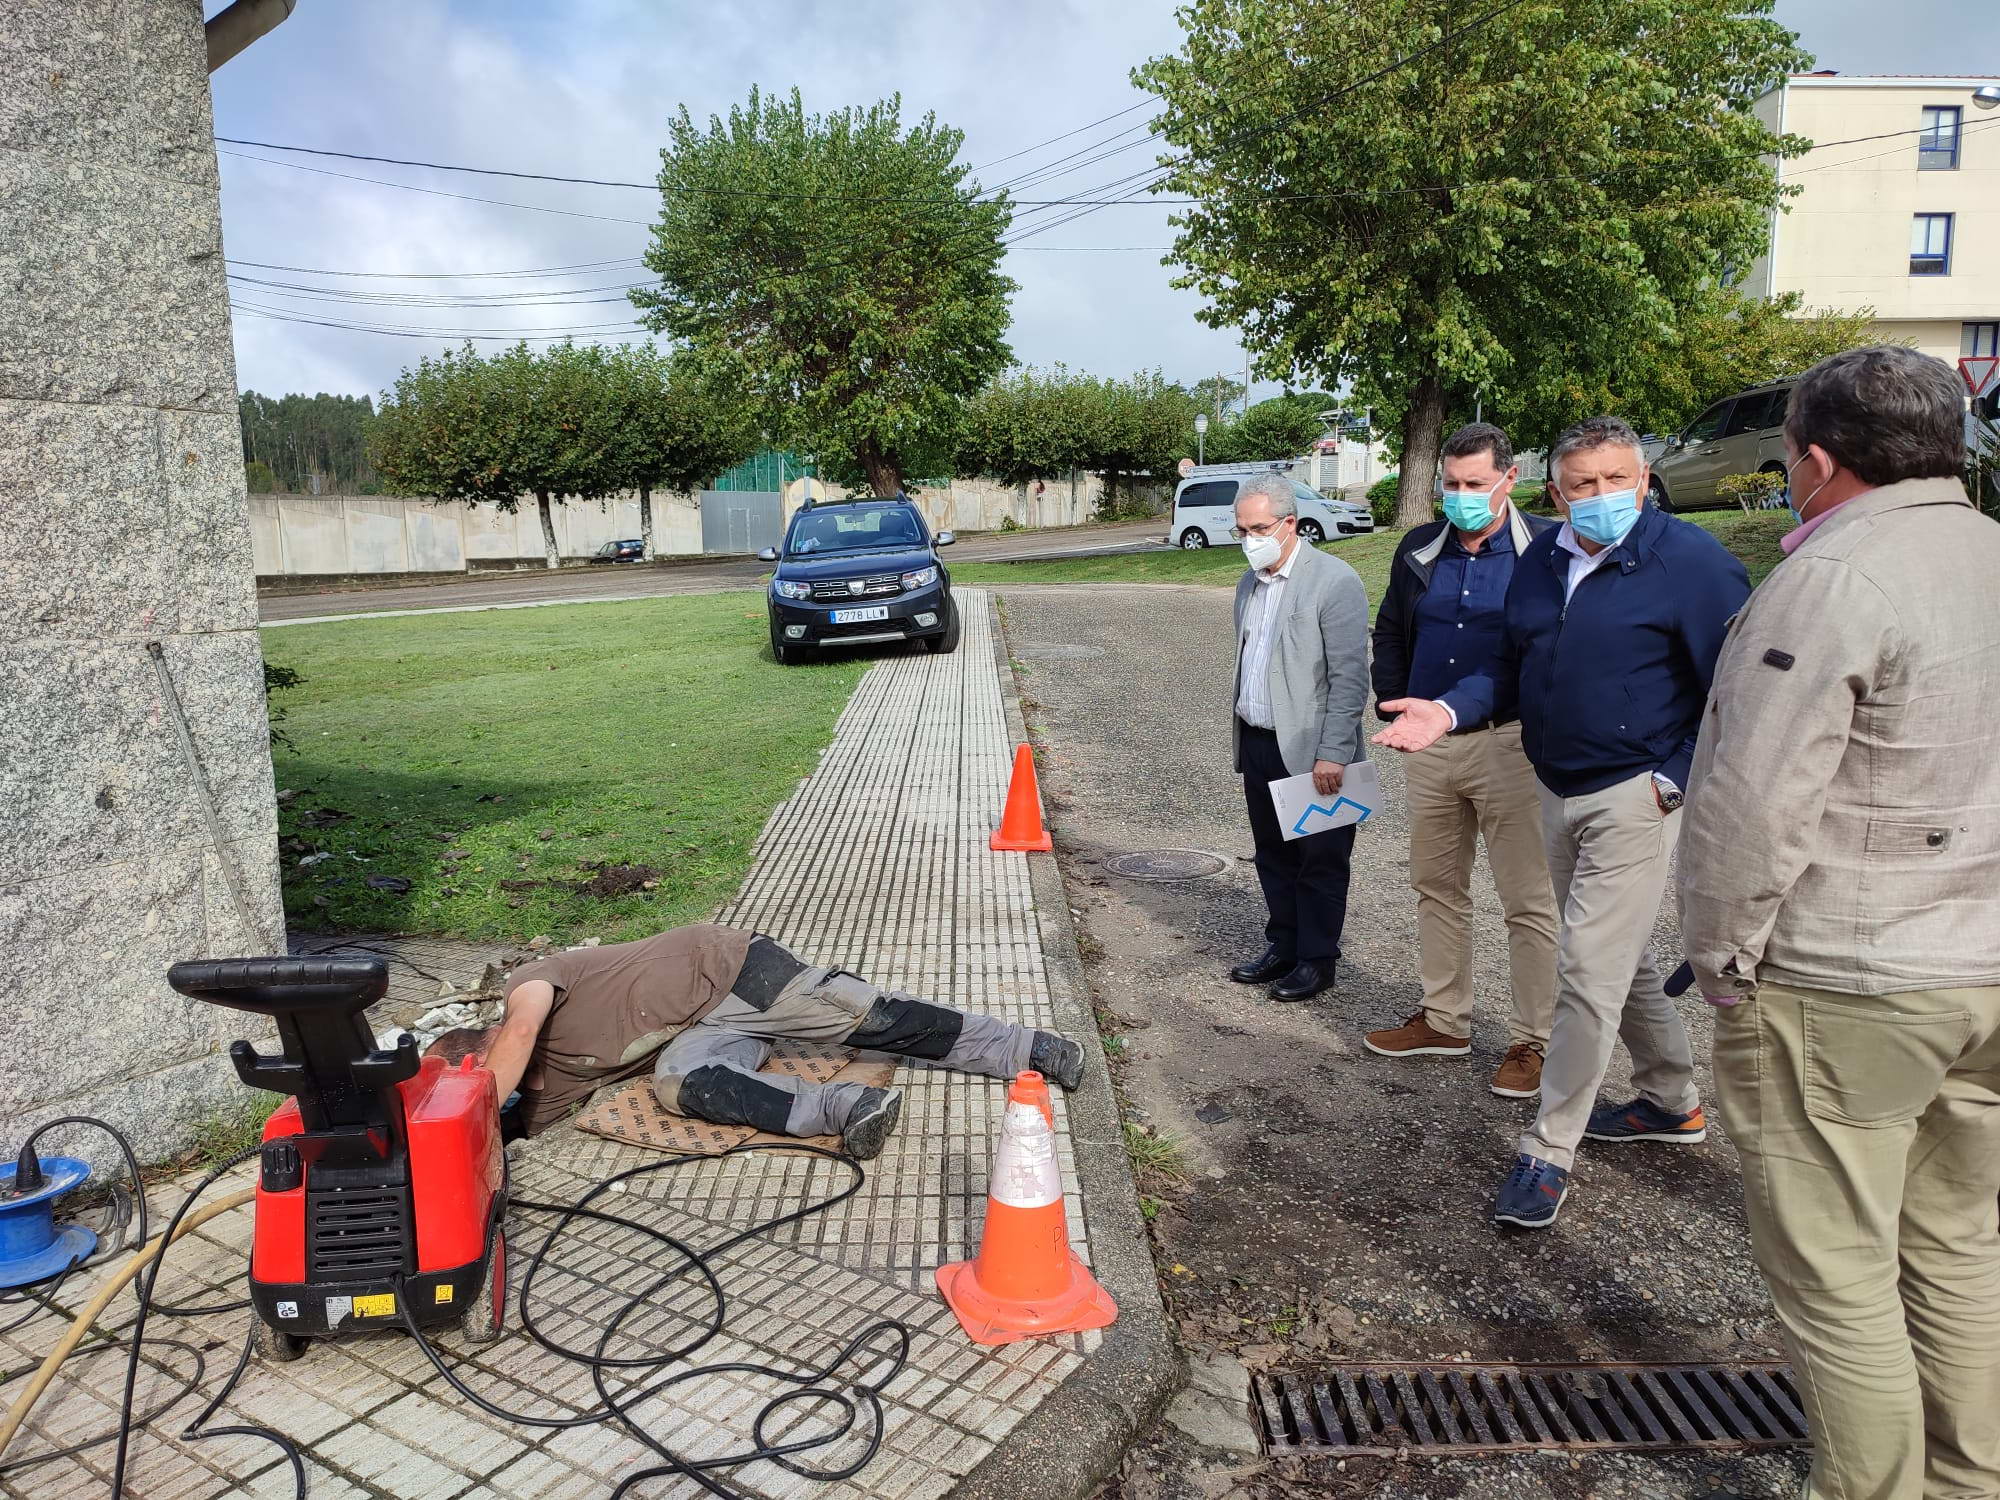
top-left (5, 1122), bottom-right (913, 1500)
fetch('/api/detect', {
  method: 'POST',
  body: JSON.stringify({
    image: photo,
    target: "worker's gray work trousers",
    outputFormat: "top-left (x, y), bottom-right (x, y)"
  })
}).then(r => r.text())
top-left (652, 964), bottom-right (1039, 1137)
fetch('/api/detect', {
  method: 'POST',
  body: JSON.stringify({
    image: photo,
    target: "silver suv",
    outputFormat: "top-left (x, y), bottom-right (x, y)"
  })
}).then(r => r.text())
top-left (1649, 380), bottom-right (1794, 512)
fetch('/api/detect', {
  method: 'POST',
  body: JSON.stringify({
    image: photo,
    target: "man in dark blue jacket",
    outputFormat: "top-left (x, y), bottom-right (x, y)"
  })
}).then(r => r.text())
top-left (1375, 415), bottom-right (1750, 1229)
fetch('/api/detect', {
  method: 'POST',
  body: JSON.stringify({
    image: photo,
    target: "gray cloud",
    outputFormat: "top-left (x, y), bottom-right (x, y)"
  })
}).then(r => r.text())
top-left (209, 1), bottom-right (1993, 403)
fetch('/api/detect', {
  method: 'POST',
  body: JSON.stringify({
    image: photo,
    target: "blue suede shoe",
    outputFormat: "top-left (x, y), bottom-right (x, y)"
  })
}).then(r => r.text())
top-left (1493, 1154), bottom-right (1570, 1229)
top-left (1584, 1096), bottom-right (1708, 1144)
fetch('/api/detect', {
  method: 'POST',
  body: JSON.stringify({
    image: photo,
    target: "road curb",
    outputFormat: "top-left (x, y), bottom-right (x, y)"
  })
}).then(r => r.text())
top-left (947, 594), bottom-right (1182, 1500)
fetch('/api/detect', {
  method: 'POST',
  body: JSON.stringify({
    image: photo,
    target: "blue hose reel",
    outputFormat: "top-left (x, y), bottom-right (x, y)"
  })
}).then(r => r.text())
top-left (0, 1156), bottom-right (97, 1290)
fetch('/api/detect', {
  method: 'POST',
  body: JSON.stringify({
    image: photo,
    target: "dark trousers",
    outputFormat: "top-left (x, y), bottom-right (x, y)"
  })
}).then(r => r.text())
top-left (1239, 722), bottom-right (1356, 964)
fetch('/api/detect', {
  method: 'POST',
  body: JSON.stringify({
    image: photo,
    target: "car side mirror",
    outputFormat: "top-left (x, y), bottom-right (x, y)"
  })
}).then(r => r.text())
top-left (755, 547), bottom-right (778, 562)
top-left (934, 531), bottom-right (956, 546)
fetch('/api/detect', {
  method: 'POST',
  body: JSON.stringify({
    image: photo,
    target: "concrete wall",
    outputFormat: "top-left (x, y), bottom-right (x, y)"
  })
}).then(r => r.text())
top-left (1, 0), bottom-right (284, 1161)
top-left (252, 472), bottom-right (1176, 576)
top-left (1755, 76), bottom-right (2000, 352)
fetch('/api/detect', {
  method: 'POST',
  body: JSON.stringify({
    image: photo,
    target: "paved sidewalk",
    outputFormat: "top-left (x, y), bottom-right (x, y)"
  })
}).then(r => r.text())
top-left (1, 590), bottom-right (1170, 1500)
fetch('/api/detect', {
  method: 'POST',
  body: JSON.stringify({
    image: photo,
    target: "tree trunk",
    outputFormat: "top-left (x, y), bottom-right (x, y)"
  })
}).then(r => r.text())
top-left (638, 484), bottom-right (654, 558)
top-left (536, 489), bottom-right (559, 569)
top-left (857, 441), bottom-right (902, 498)
top-left (1394, 376), bottom-right (1448, 531)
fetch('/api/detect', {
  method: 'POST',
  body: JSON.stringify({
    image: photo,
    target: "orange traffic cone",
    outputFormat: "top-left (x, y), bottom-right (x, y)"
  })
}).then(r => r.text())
top-left (991, 744), bottom-right (1053, 852)
top-left (936, 1072), bottom-right (1118, 1346)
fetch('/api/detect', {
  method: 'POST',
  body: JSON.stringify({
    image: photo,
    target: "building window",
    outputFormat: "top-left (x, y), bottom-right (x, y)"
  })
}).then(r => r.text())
top-left (1919, 106), bottom-right (1962, 171)
top-left (1911, 214), bottom-right (1954, 276)
top-left (1965, 322), bottom-right (2000, 358)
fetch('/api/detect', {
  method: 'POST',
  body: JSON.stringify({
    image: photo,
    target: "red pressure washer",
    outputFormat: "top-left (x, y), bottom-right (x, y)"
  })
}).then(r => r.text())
top-left (166, 956), bottom-right (506, 1362)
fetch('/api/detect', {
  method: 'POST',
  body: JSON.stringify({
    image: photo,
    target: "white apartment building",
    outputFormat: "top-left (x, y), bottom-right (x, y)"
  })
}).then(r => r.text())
top-left (1747, 73), bottom-right (2000, 409)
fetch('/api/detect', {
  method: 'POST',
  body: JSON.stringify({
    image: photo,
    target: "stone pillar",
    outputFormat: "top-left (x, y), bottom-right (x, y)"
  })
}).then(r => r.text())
top-left (0, 0), bottom-right (285, 1161)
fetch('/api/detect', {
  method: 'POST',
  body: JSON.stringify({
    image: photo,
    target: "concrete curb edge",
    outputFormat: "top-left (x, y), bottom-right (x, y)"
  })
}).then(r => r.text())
top-left (946, 592), bottom-right (1182, 1500)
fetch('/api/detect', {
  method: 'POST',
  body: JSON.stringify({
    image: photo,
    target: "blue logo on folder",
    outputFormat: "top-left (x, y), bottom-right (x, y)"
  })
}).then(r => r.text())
top-left (1290, 797), bottom-right (1373, 837)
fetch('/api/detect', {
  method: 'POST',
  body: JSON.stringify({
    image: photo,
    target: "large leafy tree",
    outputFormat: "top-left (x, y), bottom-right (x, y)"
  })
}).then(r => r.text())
top-left (958, 368), bottom-right (1201, 496)
top-left (370, 341), bottom-right (628, 569)
top-left (238, 391), bottom-right (379, 494)
top-left (1207, 391), bottom-right (1337, 465)
top-left (1137, 1), bottom-right (1809, 526)
top-left (603, 346), bottom-right (759, 555)
top-left (633, 88), bottom-right (1015, 497)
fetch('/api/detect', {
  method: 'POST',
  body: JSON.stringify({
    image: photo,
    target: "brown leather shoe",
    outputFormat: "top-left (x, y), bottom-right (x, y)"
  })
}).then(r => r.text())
top-left (1490, 1043), bottom-right (1545, 1099)
top-left (1362, 1011), bottom-right (1471, 1059)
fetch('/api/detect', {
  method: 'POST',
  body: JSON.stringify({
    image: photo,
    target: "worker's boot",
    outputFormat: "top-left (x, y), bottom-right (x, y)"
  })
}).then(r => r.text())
top-left (839, 1087), bottom-right (904, 1161)
top-left (1029, 1032), bottom-right (1084, 1092)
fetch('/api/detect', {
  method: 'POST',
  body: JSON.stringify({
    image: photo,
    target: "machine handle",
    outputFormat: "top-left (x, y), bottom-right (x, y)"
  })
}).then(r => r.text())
top-left (168, 956), bottom-right (388, 1018)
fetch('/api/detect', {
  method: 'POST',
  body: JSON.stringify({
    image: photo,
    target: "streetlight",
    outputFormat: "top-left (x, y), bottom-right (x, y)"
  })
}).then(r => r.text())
top-left (1194, 412), bottom-right (1209, 466)
top-left (1973, 84), bottom-right (2000, 111)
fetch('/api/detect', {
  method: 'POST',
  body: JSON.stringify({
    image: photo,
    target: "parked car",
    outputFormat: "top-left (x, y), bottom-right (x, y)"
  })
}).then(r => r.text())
top-left (589, 538), bottom-right (646, 563)
top-left (758, 497), bottom-right (958, 665)
top-left (1168, 463), bottom-right (1376, 550)
top-left (1649, 381), bottom-right (1795, 512)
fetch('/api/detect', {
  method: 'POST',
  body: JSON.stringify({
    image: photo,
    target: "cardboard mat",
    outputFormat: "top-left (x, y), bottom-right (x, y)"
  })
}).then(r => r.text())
top-left (572, 1042), bottom-right (898, 1155)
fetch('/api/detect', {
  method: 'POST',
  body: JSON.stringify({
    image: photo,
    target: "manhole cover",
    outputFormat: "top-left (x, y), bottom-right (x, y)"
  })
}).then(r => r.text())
top-left (1014, 641), bottom-right (1106, 660)
top-left (1255, 1361), bottom-right (1808, 1456)
top-left (1104, 849), bottom-right (1230, 882)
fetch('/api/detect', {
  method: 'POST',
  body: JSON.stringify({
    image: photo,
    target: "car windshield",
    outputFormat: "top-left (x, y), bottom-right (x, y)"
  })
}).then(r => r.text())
top-left (787, 506), bottom-right (923, 555)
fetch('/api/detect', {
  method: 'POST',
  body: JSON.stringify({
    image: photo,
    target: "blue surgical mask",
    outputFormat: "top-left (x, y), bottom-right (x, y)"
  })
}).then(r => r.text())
top-left (1785, 455), bottom-right (1831, 527)
top-left (1566, 489), bottom-right (1641, 547)
top-left (1441, 481), bottom-right (1503, 533)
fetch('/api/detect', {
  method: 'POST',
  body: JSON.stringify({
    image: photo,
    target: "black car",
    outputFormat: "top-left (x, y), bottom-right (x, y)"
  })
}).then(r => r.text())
top-left (758, 497), bottom-right (959, 665)
top-left (590, 538), bottom-right (645, 563)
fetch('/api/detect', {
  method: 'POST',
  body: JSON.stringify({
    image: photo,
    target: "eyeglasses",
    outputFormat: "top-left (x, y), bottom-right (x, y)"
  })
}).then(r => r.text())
top-left (1229, 518), bottom-right (1293, 541)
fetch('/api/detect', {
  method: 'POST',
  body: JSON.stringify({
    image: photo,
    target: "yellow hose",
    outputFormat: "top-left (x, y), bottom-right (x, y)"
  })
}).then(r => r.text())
top-left (0, 1187), bottom-right (256, 1458)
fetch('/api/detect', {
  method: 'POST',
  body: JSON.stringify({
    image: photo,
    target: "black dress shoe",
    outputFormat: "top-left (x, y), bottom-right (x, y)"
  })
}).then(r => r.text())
top-left (1270, 961), bottom-right (1335, 1002)
top-left (1230, 945), bottom-right (1294, 985)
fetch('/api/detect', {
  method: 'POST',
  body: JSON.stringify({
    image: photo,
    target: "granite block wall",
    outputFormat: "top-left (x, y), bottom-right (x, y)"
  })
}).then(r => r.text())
top-left (0, 0), bottom-right (285, 1163)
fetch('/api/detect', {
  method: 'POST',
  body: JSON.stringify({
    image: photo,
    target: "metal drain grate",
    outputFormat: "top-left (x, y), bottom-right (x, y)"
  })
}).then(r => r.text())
top-left (1254, 1362), bottom-right (1809, 1456)
top-left (1103, 849), bottom-right (1230, 882)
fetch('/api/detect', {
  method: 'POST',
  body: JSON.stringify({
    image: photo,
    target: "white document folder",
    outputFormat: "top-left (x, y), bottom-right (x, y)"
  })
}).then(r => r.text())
top-left (1269, 759), bottom-right (1382, 842)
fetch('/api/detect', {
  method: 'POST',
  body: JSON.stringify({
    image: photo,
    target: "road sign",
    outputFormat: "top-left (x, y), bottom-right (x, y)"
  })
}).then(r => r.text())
top-left (1177, 457), bottom-right (1195, 477)
top-left (1960, 355), bottom-right (2000, 399)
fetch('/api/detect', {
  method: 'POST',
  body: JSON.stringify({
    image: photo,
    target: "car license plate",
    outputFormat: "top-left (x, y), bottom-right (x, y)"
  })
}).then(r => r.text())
top-left (831, 606), bottom-right (890, 625)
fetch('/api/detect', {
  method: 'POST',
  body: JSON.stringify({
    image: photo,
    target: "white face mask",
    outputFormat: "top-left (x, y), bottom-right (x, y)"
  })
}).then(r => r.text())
top-left (1242, 530), bottom-right (1285, 571)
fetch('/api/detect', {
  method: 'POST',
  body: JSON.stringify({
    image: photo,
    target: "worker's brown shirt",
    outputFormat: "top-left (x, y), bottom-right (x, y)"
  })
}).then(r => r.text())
top-left (502, 924), bottom-right (753, 1134)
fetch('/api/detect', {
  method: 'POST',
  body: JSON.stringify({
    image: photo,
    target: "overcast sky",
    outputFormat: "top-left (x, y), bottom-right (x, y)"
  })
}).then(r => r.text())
top-left (207, 0), bottom-right (1998, 405)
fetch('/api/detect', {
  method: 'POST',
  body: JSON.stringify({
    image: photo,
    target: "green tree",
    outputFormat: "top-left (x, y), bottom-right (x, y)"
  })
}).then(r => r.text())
top-left (370, 342), bottom-right (628, 569)
top-left (238, 391), bottom-right (379, 493)
top-left (1189, 373), bottom-right (1246, 420)
top-left (1208, 390), bottom-right (1337, 464)
top-left (604, 346), bottom-right (760, 556)
top-left (1137, 1), bottom-right (1809, 526)
top-left (633, 88), bottom-right (1015, 497)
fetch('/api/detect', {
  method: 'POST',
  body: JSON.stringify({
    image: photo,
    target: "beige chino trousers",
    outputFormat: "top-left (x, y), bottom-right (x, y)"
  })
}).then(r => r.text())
top-left (1404, 721), bottom-right (1558, 1047)
top-left (1524, 770), bottom-right (1699, 1170)
top-left (1716, 981), bottom-right (2000, 1500)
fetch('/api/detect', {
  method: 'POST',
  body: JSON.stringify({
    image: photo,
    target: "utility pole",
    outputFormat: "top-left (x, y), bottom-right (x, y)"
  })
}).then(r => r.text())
top-left (1243, 349), bottom-right (1252, 416)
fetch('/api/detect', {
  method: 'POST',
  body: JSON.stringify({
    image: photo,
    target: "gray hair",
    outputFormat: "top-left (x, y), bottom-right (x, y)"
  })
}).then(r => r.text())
top-left (1235, 472), bottom-right (1297, 518)
top-left (1549, 415), bottom-right (1645, 486)
top-left (1786, 344), bottom-right (1966, 487)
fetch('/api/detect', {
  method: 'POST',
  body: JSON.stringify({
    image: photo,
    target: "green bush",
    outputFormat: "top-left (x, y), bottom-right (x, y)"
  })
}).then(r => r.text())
top-left (1367, 472), bottom-right (1400, 527)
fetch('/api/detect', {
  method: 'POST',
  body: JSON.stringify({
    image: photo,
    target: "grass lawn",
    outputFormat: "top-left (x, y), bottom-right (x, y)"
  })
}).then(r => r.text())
top-left (953, 506), bottom-right (1795, 601)
top-left (262, 591), bottom-right (865, 945)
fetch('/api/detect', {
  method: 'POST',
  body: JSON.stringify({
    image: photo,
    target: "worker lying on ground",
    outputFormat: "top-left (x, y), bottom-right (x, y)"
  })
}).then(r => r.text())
top-left (427, 923), bottom-right (1084, 1159)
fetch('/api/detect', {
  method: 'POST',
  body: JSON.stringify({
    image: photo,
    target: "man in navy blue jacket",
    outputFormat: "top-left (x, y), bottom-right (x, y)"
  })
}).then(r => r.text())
top-left (1375, 415), bottom-right (1750, 1229)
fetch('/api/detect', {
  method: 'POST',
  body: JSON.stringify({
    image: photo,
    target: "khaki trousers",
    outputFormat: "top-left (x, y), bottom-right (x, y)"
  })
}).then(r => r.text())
top-left (1404, 721), bottom-right (1558, 1046)
top-left (1715, 981), bottom-right (2000, 1500)
top-left (1524, 771), bottom-right (1699, 1170)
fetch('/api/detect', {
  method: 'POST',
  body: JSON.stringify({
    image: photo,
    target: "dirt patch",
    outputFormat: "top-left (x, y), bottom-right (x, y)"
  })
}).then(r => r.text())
top-left (571, 861), bottom-right (663, 899)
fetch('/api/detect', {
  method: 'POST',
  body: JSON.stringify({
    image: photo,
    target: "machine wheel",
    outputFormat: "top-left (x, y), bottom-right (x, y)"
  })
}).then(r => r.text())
top-left (251, 1318), bottom-right (308, 1364)
top-left (458, 1230), bottom-right (505, 1346)
top-left (770, 628), bottom-right (808, 666)
top-left (1297, 519), bottom-right (1325, 543)
top-left (1647, 474), bottom-right (1673, 513)
top-left (1178, 528), bottom-right (1208, 550)
top-left (923, 600), bottom-right (961, 655)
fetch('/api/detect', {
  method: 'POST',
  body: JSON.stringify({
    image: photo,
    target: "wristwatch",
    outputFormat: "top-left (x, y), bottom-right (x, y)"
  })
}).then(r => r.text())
top-left (1651, 773), bottom-right (1684, 813)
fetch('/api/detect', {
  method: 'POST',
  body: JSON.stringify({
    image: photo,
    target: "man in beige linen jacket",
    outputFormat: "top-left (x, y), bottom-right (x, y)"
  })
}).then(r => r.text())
top-left (1677, 345), bottom-right (2000, 1500)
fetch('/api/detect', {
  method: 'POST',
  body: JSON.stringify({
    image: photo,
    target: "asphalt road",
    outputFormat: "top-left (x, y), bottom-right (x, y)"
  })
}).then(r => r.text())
top-left (257, 518), bottom-right (1169, 623)
top-left (995, 582), bottom-right (1808, 1500)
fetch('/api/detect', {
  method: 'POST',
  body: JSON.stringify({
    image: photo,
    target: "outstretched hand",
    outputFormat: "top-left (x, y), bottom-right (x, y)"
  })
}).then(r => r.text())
top-left (1372, 698), bottom-right (1452, 753)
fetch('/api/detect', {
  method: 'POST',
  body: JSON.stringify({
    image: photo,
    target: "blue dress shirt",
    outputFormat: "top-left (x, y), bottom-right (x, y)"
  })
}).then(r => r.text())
top-left (1405, 521), bottom-right (1517, 706)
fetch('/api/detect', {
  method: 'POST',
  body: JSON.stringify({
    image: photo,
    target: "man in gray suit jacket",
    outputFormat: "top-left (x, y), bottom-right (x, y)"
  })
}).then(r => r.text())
top-left (1226, 473), bottom-right (1372, 1001)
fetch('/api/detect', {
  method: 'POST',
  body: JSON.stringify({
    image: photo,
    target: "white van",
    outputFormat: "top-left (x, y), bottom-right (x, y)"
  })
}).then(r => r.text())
top-left (1169, 463), bottom-right (1375, 550)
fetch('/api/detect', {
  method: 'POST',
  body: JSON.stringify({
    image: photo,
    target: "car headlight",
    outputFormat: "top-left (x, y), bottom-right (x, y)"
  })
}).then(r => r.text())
top-left (773, 580), bottom-right (813, 600)
top-left (900, 566), bottom-right (938, 592)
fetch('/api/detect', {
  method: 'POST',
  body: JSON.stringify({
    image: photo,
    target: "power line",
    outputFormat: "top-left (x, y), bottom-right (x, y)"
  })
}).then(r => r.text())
top-left (226, 255), bottom-right (642, 280)
top-left (217, 148), bottom-right (657, 225)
